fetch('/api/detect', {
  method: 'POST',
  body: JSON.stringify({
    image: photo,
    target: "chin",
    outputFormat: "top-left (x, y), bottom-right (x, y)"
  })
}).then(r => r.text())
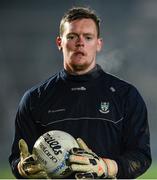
top-left (72, 63), bottom-right (88, 71)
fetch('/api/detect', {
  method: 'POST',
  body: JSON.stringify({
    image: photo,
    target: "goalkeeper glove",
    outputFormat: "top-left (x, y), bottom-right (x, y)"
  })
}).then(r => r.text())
top-left (17, 139), bottom-right (49, 179)
top-left (69, 138), bottom-right (118, 179)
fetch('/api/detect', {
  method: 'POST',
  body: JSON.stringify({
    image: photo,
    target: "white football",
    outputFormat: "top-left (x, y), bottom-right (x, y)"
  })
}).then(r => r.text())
top-left (33, 130), bottom-right (79, 178)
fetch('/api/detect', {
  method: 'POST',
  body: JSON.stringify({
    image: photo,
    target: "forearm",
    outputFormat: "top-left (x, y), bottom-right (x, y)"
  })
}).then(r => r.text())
top-left (117, 86), bottom-right (152, 178)
top-left (114, 151), bottom-right (152, 178)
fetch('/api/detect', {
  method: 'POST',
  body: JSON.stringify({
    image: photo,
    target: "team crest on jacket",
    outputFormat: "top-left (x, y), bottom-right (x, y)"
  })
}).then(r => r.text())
top-left (99, 102), bottom-right (110, 114)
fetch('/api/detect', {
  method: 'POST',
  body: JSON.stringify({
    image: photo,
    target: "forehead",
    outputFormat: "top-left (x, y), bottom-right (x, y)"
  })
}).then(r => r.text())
top-left (62, 18), bottom-right (97, 35)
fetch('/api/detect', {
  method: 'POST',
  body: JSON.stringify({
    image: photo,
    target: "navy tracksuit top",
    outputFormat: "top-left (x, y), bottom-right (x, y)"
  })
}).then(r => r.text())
top-left (9, 65), bottom-right (151, 178)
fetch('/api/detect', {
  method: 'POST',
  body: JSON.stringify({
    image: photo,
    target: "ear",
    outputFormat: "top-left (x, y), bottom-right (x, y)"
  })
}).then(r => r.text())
top-left (56, 36), bottom-right (62, 51)
top-left (96, 38), bottom-right (103, 52)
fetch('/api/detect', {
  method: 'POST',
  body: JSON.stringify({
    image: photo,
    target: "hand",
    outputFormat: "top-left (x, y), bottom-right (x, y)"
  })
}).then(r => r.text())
top-left (17, 139), bottom-right (49, 179)
top-left (69, 138), bottom-right (118, 179)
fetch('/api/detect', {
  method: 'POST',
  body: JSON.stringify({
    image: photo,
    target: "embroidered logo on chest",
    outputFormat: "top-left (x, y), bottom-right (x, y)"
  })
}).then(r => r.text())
top-left (99, 102), bottom-right (110, 114)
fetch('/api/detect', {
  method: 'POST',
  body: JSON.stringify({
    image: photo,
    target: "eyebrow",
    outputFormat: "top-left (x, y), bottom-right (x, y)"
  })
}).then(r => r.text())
top-left (67, 32), bottom-right (95, 36)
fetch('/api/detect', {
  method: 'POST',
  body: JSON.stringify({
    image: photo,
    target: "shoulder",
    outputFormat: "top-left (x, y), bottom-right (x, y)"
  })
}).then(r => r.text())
top-left (19, 71), bottom-right (62, 110)
top-left (100, 71), bottom-right (143, 101)
top-left (101, 71), bottom-right (133, 92)
top-left (100, 72), bottom-right (147, 115)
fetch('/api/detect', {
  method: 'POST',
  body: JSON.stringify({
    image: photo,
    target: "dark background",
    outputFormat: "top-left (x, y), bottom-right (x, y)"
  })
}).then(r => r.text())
top-left (0, 0), bottom-right (157, 173)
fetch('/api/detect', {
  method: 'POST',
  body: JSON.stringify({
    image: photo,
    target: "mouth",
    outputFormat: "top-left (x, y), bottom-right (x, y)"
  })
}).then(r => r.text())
top-left (74, 51), bottom-right (86, 56)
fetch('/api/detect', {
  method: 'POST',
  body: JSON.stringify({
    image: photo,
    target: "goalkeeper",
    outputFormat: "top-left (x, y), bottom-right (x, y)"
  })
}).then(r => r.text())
top-left (9, 6), bottom-right (151, 179)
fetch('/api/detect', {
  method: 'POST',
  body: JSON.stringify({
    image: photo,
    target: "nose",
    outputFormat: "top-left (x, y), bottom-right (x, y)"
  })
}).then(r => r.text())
top-left (76, 35), bottom-right (84, 47)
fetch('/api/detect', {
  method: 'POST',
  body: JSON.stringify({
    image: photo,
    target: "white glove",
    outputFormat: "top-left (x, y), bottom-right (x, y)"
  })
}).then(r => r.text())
top-left (17, 139), bottom-right (49, 179)
top-left (69, 138), bottom-right (118, 179)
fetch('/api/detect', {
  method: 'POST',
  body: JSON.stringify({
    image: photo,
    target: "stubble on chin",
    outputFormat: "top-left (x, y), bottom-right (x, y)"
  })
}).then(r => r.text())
top-left (72, 64), bottom-right (86, 71)
top-left (65, 56), bottom-right (96, 74)
top-left (69, 62), bottom-right (95, 75)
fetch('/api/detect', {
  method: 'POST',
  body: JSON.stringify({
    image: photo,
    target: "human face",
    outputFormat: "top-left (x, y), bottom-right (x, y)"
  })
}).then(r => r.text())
top-left (56, 18), bottom-right (102, 75)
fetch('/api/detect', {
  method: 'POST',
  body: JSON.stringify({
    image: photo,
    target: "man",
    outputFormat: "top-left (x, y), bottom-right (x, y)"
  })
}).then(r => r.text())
top-left (9, 7), bottom-right (151, 179)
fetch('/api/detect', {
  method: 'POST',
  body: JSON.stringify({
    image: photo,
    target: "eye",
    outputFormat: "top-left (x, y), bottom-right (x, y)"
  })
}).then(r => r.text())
top-left (85, 36), bottom-right (93, 41)
top-left (67, 34), bottom-right (76, 40)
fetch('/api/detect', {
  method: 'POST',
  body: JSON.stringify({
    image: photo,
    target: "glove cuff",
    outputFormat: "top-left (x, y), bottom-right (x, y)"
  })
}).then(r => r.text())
top-left (99, 158), bottom-right (108, 178)
top-left (102, 158), bottom-right (118, 178)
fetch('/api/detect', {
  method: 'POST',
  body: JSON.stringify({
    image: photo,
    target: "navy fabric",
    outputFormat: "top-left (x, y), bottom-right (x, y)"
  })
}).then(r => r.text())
top-left (9, 65), bottom-right (151, 178)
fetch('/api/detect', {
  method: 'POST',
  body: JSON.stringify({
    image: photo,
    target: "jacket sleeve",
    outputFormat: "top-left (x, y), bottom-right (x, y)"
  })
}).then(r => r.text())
top-left (9, 91), bottom-right (38, 178)
top-left (114, 86), bottom-right (152, 178)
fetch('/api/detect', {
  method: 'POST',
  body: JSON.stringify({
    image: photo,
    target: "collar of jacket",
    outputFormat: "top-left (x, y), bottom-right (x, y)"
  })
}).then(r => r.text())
top-left (60, 64), bottom-right (104, 82)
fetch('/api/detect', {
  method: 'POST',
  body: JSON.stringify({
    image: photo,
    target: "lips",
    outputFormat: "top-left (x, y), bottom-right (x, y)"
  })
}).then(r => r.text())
top-left (74, 51), bottom-right (85, 56)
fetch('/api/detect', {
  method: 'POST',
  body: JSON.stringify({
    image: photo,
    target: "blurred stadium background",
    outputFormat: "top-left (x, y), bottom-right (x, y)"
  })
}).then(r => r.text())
top-left (0, 0), bottom-right (157, 178)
